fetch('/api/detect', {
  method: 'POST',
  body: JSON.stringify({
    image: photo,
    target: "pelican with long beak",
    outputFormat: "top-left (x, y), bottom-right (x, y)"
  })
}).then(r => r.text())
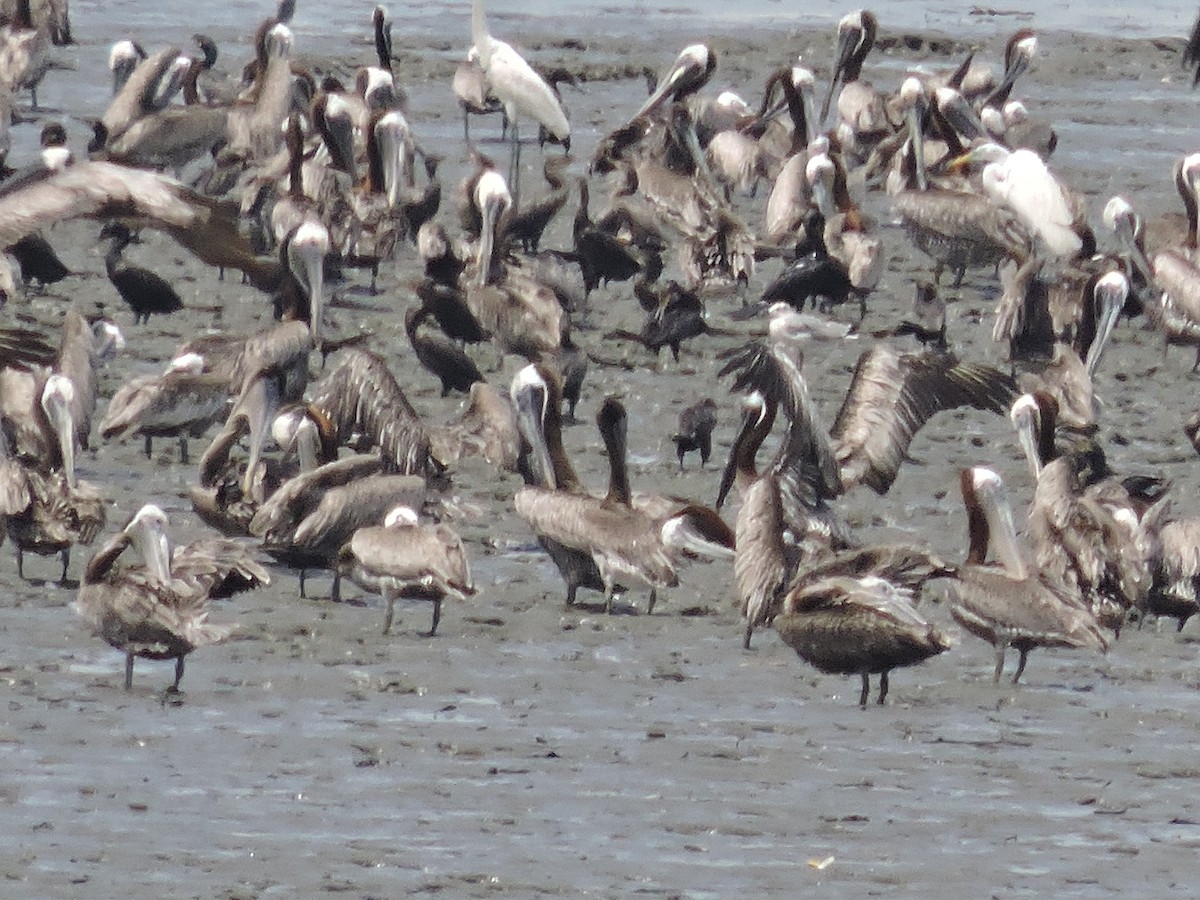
top-left (631, 43), bottom-right (717, 124)
top-left (474, 168), bottom-right (512, 287)
top-left (285, 221), bottom-right (330, 351)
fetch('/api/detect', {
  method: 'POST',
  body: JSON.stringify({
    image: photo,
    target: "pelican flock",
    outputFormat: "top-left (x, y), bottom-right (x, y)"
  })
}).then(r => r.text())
top-left (0, 0), bottom-right (1194, 729)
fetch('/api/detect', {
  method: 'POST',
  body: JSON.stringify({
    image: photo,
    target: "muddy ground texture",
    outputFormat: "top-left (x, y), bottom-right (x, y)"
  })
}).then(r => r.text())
top-left (3, 9), bottom-right (1200, 898)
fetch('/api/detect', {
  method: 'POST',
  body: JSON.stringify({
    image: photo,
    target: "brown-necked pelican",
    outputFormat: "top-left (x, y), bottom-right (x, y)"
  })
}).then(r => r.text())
top-left (73, 504), bottom-right (268, 691)
top-left (820, 10), bottom-right (890, 156)
top-left (947, 466), bottom-right (1108, 683)
top-left (108, 39), bottom-right (146, 96)
top-left (338, 506), bottom-right (475, 636)
top-left (629, 43), bottom-right (716, 126)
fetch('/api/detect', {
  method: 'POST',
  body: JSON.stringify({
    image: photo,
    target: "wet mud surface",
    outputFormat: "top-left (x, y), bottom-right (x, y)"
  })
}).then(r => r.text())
top-left (4, 5), bottom-right (1200, 898)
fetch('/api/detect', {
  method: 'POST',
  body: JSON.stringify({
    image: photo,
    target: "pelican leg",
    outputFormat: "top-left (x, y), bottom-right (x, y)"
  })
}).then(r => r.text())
top-left (124, 651), bottom-right (135, 690)
top-left (1011, 649), bottom-right (1029, 685)
top-left (603, 578), bottom-right (615, 615)
top-left (178, 436), bottom-right (189, 465)
top-left (462, 109), bottom-right (470, 142)
top-left (646, 589), bottom-right (658, 615)
top-left (428, 599), bottom-right (441, 637)
top-left (58, 548), bottom-right (69, 584)
top-left (144, 435), bottom-right (153, 458)
top-left (742, 621), bottom-right (754, 650)
top-left (565, 581), bottom-right (578, 608)
top-left (382, 591), bottom-right (396, 635)
top-left (169, 656), bottom-right (185, 693)
top-left (877, 670), bottom-right (889, 706)
top-left (858, 673), bottom-right (870, 708)
top-left (992, 645), bottom-right (1006, 683)
top-left (299, 569), bottom-right (308, 598)
top-left (16, 546), bottom-right (23, 579)
top-left (330, 570), bottom-right (342, 603)
top-left (952, 266), bottom-right (966, 289)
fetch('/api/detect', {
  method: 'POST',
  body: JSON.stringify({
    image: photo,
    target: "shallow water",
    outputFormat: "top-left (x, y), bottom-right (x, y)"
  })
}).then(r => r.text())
top-left (4, 1), bottom-right (1200, 898)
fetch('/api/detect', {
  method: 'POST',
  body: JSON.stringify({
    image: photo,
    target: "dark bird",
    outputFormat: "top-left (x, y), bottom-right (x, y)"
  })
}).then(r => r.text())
top-left (100, 222), bottom-right (184, 325)
top-left (405, 306), bottom-right (484, 397)
top-left (671, 398), bottom-right (717, 470)
top-left (9, 233), bottom-right (69, 289)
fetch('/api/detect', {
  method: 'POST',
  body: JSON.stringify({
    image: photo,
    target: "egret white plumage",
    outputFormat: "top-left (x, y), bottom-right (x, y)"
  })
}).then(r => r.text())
top-left (470, 0), bottom-right (569, 203)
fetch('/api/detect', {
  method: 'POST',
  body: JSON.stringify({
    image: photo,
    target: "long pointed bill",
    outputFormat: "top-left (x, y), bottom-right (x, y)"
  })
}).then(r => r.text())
top-left (819, 26), bottom-right (856, 125)
top-left (237, 376), bottom-right (282, 497)
top-left (287, 222), bottom-right (329, 353)
top-left (41, 375), bottom-right (77, 489)
top-left (716, 404), bottom-right (760, 509)
top-left (1009, 394), bottom-right (1043, 481)
top-left (906, 96), bottom-right (928, 192)
top-left (375, 112), bottom-right (410, 208)
top-left (512, 374), bottom-right (555, 489)
top-left (1086, 273), bottom-right (1127, 379)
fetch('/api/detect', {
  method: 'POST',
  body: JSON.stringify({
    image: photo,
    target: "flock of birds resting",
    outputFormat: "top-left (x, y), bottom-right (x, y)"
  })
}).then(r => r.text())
top-left (4, 0), bottom-right (1200, 706)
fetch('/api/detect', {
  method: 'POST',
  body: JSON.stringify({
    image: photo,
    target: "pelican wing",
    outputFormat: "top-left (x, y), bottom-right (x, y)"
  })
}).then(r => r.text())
top-left (0, 161), bottom-right (280, 288)
top-left (893, 189), bottom-right (1029, 259)
top-left (229, 320), bottom-right (312, 398)
top-left (346, 524), bottom-right (475, 598)
top-left (718, 337), bottom-right (841, 499)
top-left (308, 349), bottom-right (437, 478)
top-left (248, 454), bottom-right (385, 538)
top-left (172, 537), bottom-right (271, 598)
top-left (830, 346), bottom-right (1018, 494)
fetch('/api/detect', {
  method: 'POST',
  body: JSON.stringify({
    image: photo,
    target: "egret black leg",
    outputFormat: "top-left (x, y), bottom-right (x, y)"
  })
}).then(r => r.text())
top-left (1012, 649), bottom-right (1029, 685)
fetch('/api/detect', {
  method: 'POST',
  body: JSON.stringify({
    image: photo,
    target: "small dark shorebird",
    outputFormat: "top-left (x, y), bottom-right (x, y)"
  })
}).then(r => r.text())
top-left (672, 398), bottom-right (717, 470)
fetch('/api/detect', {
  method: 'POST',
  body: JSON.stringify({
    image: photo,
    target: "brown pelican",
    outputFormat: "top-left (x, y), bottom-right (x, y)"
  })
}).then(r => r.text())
top-left (981, 28), bottom-right (1037, 110)
top-left (629, 43), bottom-right (716, 127)
top-left (307, 348), bottom-right (438, 478)
top-left (719, 304), bottom-right (1018, 496)
top-left (947, 466), bottom-right (1108, 683)
top-left (249, 455), bottom-right (425, 599)
top-left (428, 381), bottom-right (521, 473)
top-left (338, 506), bottom-right (475, 636)
top-left (225, 23), bottom-right (296, 162)
top-left (0, 0), bottom-right (49, 109)
top-left (470, 0), bottom-right (569, 199)
top-left (774, 566), bottom-right (952, 707)
top-left (1141, 512), bottom-right (1200, 631)
top-left (1151, 249), bottom-right (1200, 367)
top-left (516, 386), bottom-right (729, 615)
top-left (0, 159), bottom-right (280, 289)
top-left (73, 504), bottom-right (268, 691)
top-left (100, 352), bottom-right (228, 462)
top-left (0, 311), bottom-right (119, 580)
top-left (820, 10), bottom-right (890, 156)
top-left (108, 39), bottom-right (146, 96)
top-left (805, 147), bottom-right (882, 291)
top-left (99, 46), bottom-right (192, 148)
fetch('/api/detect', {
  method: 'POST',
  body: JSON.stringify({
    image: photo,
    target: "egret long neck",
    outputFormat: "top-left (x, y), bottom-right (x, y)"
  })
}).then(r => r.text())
top-left (471, 0), bottom-right (490, 66)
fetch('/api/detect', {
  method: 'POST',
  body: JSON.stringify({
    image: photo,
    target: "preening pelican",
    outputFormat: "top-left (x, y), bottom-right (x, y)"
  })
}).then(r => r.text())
top-left (338, 506), bottom-right (475, 636)
top-left (73, 504), bottom-right (268, 691)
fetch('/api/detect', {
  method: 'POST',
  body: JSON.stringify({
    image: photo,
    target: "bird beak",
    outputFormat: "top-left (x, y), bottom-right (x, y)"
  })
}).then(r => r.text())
top-left (236, 376), bottom-right (282, 498)
top-left (1086, 277), bottom-right (1126, 379)
top-left (716, 404), bottom-right (758, 509)
top-left (819, 23), bottom-right (859, 125)
top-left (513, 381), bottom-right (555, 489)
top-left (1010, 400), bottom-right (1043, 482)
top-left (42, 382), bottom-right (76, 489)
top-left (905, 96), bottom-right (928, 192)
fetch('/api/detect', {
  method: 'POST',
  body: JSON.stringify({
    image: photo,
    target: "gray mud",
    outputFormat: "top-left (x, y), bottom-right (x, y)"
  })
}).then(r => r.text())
top-left (4, 6), bottom-right (1200, 899)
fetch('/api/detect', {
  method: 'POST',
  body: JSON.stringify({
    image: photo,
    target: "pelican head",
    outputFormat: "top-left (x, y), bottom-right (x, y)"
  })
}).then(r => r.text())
top-left (632, 43), bottom-right (716, 123)
top-left (124, 503), bottom-right (173, 585)
top-left (266, 23), bottom-right (294, 59)
top-left (361, 66), bottom-right (397, 110)
top-left (286, 221), bottom-right (331, 349)
top-left (511, 364), bottom-right (554, 489)
top-left (1009, 393), bottom-right (1043, 481)
top-left (805, 152), bottom-right (836, 218)
top-left (1087, 271), bottom-right (1128, 378)
top-left (92, 320), bottom-right (126, 361)
top-left (716, 391), bottom-right (772, 509)
top-left (384, 505), bottom-right (419, 528)
top-left (1178, 152), bottom-right (1200, 248)
top-left (474, 169), bottom-right (512, 287)
top-left (109, 39), bottom-right (145, 95)
top-left (165, 352), bottom-right (205, 375)
top-left (41, 374), bottom-right (77, 488)
top-left (373, 110), bottom-right (412, 208)
top-left (271, 406), bottom-right (321, 472)
top-left (821, 9), bottom-right (877, 123)
top-left (962, 465), bottom-right (1024, 574)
